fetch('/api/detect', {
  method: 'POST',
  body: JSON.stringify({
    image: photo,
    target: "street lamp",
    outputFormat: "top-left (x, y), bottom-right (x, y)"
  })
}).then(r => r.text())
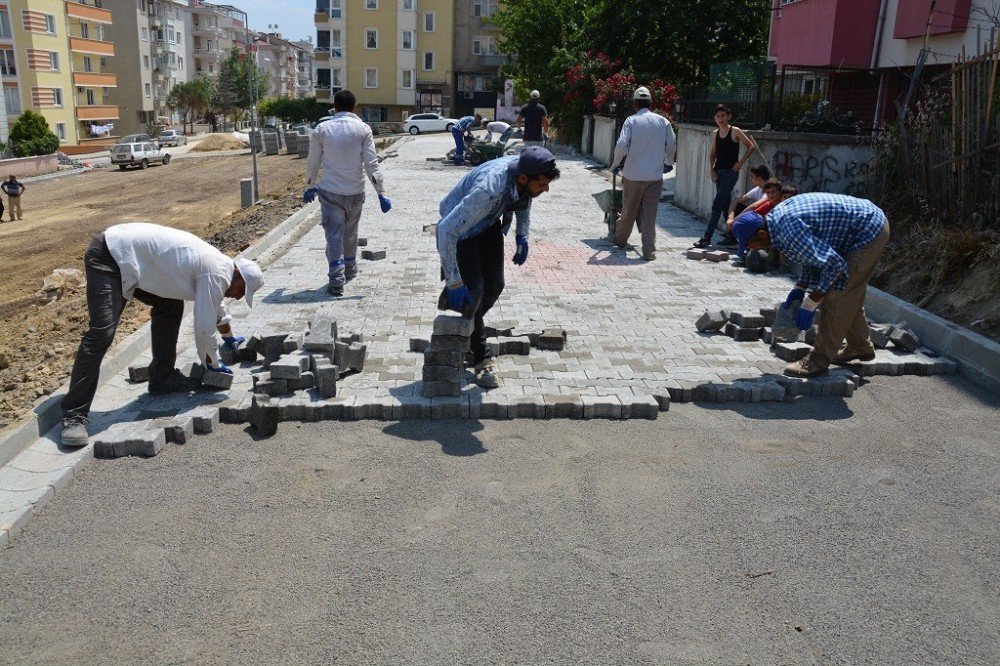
top-left (236, 8), bottom-right (259, 203)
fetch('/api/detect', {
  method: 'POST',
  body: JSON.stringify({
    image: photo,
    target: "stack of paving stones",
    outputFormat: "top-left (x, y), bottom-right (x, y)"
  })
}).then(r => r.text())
top-left (296, 131), bottom-right (311, 157)
top-left (422, 315), bottom-right (473, 397)
top-left (249, 130), bottom-right (262, 153)
top-left (263, 131), bottom-right (280, 155)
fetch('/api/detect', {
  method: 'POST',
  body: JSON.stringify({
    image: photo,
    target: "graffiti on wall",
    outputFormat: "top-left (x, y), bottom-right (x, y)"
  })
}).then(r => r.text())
top-left (769, 148), bottom-right (871, 196)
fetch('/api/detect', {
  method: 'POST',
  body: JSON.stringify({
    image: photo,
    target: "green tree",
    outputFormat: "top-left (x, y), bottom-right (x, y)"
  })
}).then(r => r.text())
top-left (8, 111), bottom-right (59, 157)
top-left (259, 96), bottom-right (329, 124)
top-left (167, 77), bottom-right (214, 133)
top-left (214, 48), bottom-right (269, 125)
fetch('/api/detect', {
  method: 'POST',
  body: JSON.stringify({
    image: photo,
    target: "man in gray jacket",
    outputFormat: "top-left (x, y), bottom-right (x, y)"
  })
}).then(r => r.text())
top-left (610, 86), bottom-right (676, 261)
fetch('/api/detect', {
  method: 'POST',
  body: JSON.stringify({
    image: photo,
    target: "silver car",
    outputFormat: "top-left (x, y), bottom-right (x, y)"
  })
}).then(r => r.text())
top-left (110, 142), bottom-right (172, 170)
top-left (157, 129), bottom-right (187, 147)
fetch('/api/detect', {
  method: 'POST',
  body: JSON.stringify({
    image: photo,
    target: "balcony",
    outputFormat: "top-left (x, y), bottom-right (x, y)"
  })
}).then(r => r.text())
top-left (69, 37), bottom-right (115, 56)
top-left (76, 104), bottom-right (119, 120)
top-left (191, 24), bottom-right (222, 37)
top-left (194, 47), bottom-right (221, 58)
top-left (73, 71), bottom-right (117, 87)
top-left (65, 1), bottom-right (113, 24)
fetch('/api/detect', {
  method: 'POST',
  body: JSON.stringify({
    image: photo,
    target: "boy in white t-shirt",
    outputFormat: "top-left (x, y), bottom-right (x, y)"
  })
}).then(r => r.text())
top-left (721, 163), bottom-right (772, 245)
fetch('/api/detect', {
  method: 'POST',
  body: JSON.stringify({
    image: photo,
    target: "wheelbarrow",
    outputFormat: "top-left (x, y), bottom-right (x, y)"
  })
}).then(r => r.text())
top-left (592, 170), bottom-right (623, 237)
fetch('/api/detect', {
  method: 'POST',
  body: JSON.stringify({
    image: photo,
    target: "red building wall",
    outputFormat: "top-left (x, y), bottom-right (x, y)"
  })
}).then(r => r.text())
top-left (893, 0), bottom-right (971, 39)
top-left (769, 0), bottom-right (882, 68)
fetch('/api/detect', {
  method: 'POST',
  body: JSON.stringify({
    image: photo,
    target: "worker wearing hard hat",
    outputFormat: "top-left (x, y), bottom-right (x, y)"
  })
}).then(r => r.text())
top-left (609, 86), bottom-right (677, 261)
top-left (516, 90), bottom-right (549, 147)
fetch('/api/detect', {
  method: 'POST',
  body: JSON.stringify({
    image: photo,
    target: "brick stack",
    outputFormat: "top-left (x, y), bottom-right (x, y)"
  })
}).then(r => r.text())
top-left (422, 315), bottom-right (473, 397)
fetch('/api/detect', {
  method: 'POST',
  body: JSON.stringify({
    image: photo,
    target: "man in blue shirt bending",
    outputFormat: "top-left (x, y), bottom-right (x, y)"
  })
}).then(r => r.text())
top-left (451, 113), bottom-right (483, 165)
top-left (734, 192), bottom-right (890, 378)
top-left (436, 146), bottom-right (559, 388)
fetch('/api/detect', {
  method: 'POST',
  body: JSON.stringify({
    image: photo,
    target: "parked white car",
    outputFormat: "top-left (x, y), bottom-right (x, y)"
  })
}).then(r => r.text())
top-left (110, 141), bottom-right (172, 170)
top-left (403, 113), bottom-right (459, 135)
top-left (157, 129), bottom-right (187, 147)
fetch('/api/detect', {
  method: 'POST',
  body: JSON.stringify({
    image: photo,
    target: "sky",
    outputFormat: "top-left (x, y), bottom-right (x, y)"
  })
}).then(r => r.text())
top-left (230, 0), bottom-right (316, 44)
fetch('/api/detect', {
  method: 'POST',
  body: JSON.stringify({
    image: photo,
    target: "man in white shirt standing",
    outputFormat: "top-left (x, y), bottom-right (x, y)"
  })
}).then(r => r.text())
top-left (304, 89), bottom-right (390, 296)
top-left (610, 86), bottom-right (677, 261)
top-left (60, 222), bottom-right (264, 447)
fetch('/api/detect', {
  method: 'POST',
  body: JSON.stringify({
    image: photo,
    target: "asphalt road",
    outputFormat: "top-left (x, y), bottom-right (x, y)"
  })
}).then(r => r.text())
top-left (0, 375), bottom-right (997, 665)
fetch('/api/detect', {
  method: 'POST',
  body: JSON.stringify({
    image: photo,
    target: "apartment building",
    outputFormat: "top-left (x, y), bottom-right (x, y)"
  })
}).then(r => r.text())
top-left (292, 38), bottom-right (314, 98)
top-left (453, 0), bottom-right (501, 119)
top-left (103, 0), bottom-right (190, 136)
top-left (187, 0), bottom-right (244, 80)
top-left (255, 31), bottom-right (298, 98)
top-left (314, 0), bottom-right (453, 122)
top-left (3, 0), bottom-right (118, 151)
top-left (769, 0), bottom-right (999, 126)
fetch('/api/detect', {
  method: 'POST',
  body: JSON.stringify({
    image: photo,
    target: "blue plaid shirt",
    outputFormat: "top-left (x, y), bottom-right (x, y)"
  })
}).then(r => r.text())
top-left (437, 155), bottom-right (531, 285)
top-left (455, 116), bottom-right (477, 131)
top-left (767, 193), bottom-right (886, 293)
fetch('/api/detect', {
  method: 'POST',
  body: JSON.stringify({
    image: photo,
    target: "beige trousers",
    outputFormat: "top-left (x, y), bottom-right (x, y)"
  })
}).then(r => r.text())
top-left (8, 195), bottom-right (21, 220)
top-left (809, 219), bottom-right (891, 368)
top-left (614, 177), bottom-right (661, 253)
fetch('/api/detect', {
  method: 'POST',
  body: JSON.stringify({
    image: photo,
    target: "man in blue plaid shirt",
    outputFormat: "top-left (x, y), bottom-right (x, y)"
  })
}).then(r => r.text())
top-left (734, 192), bottom-right (890, 377)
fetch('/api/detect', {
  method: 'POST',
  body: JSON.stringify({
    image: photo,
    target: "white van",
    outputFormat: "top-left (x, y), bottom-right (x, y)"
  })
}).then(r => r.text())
top-left (110, 141), bottom-right (171, 170)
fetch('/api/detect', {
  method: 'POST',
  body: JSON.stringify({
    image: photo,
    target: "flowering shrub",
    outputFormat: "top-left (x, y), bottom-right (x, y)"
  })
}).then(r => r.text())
top-left (560, 51), bottom-right (676, 118)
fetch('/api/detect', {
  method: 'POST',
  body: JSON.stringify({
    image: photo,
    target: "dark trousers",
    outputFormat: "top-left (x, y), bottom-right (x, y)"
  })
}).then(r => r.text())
top-left (456, 221), bottom-right (505, 364)
top-left (451, 127), bottom-right (466, 160)
top-left (704, 167), bottom-right (739, 240)
top-left (61, 234), bottom-right (185, 419)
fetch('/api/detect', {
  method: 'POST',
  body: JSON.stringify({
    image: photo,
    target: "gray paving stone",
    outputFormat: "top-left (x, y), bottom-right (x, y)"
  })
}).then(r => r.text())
top-left (730, 313), bottom-right (766, 328)
top-left (260, 334), bottom-right (288, 368)
top-left (653, 394), bottom-right (671, 411)
top-left (270, 355), bottom-right (310, 380)
top-left (477, 396), bottom-right (510, 419)
top-left (424, 349), bottom-right (464, 367)
top-left (705, 250), bottom-right (729, 262)
top-left (725, 322), bottom-right (762, 342)
top-left (314, 362), bottom-right (340, 398)
top-left (219, 398), bottom-right (252, 423)
top-left (433, 314), bottom-right (475, 337)
top-left (334, 341), bottom-right (368, 372)
top-left (127, 365), bottom-right (149, 383)
top-left (201, 366), bottom-right (234, 389)
top-left (582, 395), bottom-right (622, 419)
top-left (321, 396), bottom-right (355, 420)
top-left (395, 396), bottom-right (431, 419)
top-left (249, 396), bottom-right (280, 437)
top-left (362, 249), bottom-right (386, 260)
top-left (889, 322), bottom-right (921, 352)
top-left (422, 380), bottom-right (461, 397)
top-left (303, 317), bottom-right (338, 353)
top-left (422, 365), bottom-right (463, 382)
top-left (626, 395), bottom-right (659, 419)
top-left (510, 395), bottom-right (544, 418)
top-left (94, 426), bottom-right (165, 459)
top-left (536, 328), bottom-right (567, 351)
top-left (286, 372), bottom-right (316, 391)
top-left (252, 373), bottom-right (289, 396)
top-left (542, 394), bottom-right (583, 418)
top-left (686, 249), bottom-right (706, 260)
top-left (430, 334), bottom-right (471, 353)
top-left (282, 333), bottom-right (303, 354)
top-left (759, 307), bottom-right (777, 326)
top-left (150, 417), bottom-right (194, 444)
top-left (498, 336), bottom-right (531, 355)
top-left (773, 342), bottom-right (812, 361)
top-left (869, 323), bottom-right (893, 349)
top-left (409, 338), bottom-right (431, 353)
top-left (182, 406), bottom-right (219, 434)
top-left (357, 237), bottom-right (368, 246)
top-left (430, 396), bottom-right (469, 419)
top-left (772, 301), bottom-right (801, 340)
top-left (696, 309), bottom-right (728, 333)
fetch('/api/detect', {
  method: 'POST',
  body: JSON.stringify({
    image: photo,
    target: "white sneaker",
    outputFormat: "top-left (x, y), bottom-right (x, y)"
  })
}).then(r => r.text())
top-left (61, 416), bottom-right (90, 447)
top-left (474, 359), bottom-right (499, 389)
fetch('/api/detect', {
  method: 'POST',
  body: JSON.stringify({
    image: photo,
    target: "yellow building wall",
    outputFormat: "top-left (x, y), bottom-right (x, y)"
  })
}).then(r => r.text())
top-left (416, 0), bottom-right (452, 87)
top-left (346, 0), bottom-right (396, 109)
top-left (10, 0), bottom-right (79, 143)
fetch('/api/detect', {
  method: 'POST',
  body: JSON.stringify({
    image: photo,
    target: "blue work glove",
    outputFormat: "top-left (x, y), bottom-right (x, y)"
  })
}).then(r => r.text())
top-left (378, 193), bottom-right (392, 213)
top-left (206, 361), bottom-right (233, 375)
top-left (303, 187), bottom-right (318, 203)
top-left (794, 296), bottom-right (819, 330)
top-left (221, 335), bottom-right (245, 354)
top-left (445, 284), bottom-right (474, 311)
top-left (663, 164), bottom-right (673, 173)
top-left (782, 287), bottom-right (806, 309)
top-left (513, 235), bottom-right (529, 265)
top-left (611, 166), bottom-right (621, 176)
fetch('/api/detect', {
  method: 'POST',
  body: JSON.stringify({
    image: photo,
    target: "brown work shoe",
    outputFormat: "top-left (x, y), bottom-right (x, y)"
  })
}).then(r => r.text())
top-left (642, 250), bottom-right (656, 261)
top-left (784, 356), bottom-right (829, 378)
top-left (474, 359), bottom-right (499, 389)
top-left (832, 346), bottom-right (876, 365)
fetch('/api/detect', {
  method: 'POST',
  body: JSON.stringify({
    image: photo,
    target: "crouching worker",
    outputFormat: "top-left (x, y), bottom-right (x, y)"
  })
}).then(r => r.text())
top-left (733, 193), bottom-right (890, 378)
top-left (60, 222), bottom-right (264, 446)
top-left (436, 146), bottom-right (559, 388)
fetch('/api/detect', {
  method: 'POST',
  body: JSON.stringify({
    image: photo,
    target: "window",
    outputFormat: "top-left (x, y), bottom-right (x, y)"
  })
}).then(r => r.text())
top-left (144, 82), bottom-right (151, 97)
top-left (53, 88), bottom-right (62, 106)
top-left (365, 0), bottom-right (377, 8)
top-left (364, 67), bottom-right (377, 88)
top-left (473, 0), bottom-right (482, 17)
top-left (98, 25), bottom-right (105, 41)
top-left (330, 0), bottom-right (342, 18)
top-left (49, 51), bottom-right (58, 71)
top-left (403, 0), bottom-right (414, 9)
top-left (176, 31), bottom-right (182, 45)
top-left (401, 69), bottom-right (413, 89)
top-left (167, 26), bottom-right (175, 42)
top-left (178, 56), bottom-right (184, 69)
top-left (44, 14), bottom-right (55, 34)
top-left (0, 49), bottom-right (14, 76)
top-left (331, 68), bottom-right (342, 88)
top-left (83, 56), bottom-right (93, 72)
top-left (402, 29), bottom-right (413, 50)
top-left (86, 89), bottom-right (95, 104)
top-left (0, 10), bottom-right (12, 39)
top-left (55, 122), bottom-right (66, 141)
top-left (143, 55), bottom-right (150, 69)
top-left (331, 29), bottom-right (342, 57)
top-left (365, 28), bottom-right (377, 49)
top-left (423, 12), bottom-right (434, 31)
top-left (141, 26), bottom-right (148, 40)
top-left (4, 86), bottom-right (20, 114)
top-left (208, 63), bottom-right (214, 73)
top-left (80, 22), bottom-right (89, 38)
top-left (317, 29), bottom-right (330, 49)
top-left (423, 51), bottom-right (434, 70)
top-left (139, 0), bottom-right (147, 11)
top-left (317, 68), bottom-right (331, 87)
top-left (472, 36), bottom-right (480, 55)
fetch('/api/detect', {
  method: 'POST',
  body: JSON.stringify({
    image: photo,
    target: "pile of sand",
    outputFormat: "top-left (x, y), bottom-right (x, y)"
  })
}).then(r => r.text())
top-left (190, 133), bottom-right (247, 152)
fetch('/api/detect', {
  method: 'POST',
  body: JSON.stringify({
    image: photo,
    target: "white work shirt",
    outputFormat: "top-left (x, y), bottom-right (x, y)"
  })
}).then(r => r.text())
top-left (104, 222), bottom-right (234, 366)
top-left (612, 108), bottom-right (677, 182)
top-left (486, 121), bottom-right (511, 134)
top-left (306, 111), bottom-right (385, 196)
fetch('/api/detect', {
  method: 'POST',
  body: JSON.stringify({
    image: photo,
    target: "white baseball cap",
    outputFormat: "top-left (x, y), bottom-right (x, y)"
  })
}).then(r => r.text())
top-left (634, 86), bottom-right (652, 100)
top-left (234, 257), bottom-right (264, 307)
top-left (530, 90), bottom-right (540, 99)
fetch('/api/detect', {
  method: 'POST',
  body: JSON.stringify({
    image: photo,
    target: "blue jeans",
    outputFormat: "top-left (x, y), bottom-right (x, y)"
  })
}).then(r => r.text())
top-left (319, 189), bottom-right (365, 287)
top-left (451, 127), bottom-right (465, 161)
top-left (704, 168), bottom-right (739, 241)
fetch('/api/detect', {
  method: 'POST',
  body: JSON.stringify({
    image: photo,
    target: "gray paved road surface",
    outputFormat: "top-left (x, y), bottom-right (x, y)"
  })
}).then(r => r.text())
top-left (1, 374), bottom-right (998, 665)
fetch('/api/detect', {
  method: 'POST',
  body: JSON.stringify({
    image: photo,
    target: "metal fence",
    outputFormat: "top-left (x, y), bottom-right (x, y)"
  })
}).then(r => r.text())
top-left (678, 59), bottom-right (776, 129)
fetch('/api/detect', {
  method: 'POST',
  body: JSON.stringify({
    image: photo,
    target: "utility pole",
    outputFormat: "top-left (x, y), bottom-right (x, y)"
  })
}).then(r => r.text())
top-left (240, 9), bottom-right (260, 203)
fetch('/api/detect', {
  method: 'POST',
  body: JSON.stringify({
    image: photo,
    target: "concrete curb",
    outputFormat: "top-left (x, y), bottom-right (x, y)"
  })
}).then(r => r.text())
top-left (864, 287), bottom-right (999, 394)
top-left (0, 201), bottom-right (320, 470)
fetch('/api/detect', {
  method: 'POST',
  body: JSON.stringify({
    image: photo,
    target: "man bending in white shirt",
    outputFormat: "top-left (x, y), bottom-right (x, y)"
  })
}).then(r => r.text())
top-left (60, 222), bottom-right (264, 447)
top-left (304, 89), bottom-right (390, 296)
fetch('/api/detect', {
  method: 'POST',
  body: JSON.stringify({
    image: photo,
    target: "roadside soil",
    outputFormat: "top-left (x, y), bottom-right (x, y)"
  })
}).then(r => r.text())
top-left (0, 152), bottom-right (310, 430)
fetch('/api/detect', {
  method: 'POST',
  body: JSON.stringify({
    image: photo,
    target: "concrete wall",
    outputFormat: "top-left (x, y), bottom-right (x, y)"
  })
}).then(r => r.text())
top-left (592, 115), bottom-right (616, 166)
top-left (674, 123), bottom-right (873, 220)
top-left (0, 154), bottom-right (59, 177)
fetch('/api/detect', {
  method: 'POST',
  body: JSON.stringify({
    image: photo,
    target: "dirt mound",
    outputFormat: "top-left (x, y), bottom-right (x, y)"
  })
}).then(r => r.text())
top-left (191, 133), bottom-right (247, 152)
